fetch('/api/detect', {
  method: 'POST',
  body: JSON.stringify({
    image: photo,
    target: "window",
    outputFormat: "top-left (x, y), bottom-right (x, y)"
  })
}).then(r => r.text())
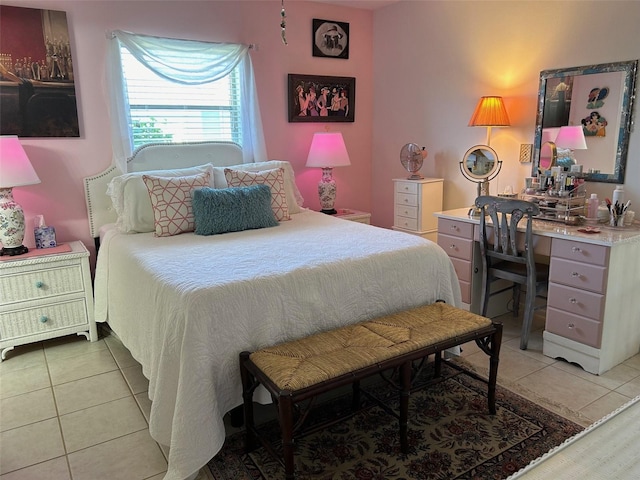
top-left (120, 46), bottom-right (242, 150)
top-left (107, 31), bottom-right (265, 172)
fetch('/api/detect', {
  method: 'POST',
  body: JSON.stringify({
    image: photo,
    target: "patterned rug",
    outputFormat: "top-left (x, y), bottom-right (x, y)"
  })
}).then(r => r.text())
top-left (207, 363), bottom-right (582, 479)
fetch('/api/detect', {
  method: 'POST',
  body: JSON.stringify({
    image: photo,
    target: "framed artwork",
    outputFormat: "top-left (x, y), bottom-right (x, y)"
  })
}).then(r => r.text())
top-left (312, 19), bottom-right (349, 59)
top-left (0, 5), bottom-right (80, 137)
top-left (288, 74), bottom-right (355, 123)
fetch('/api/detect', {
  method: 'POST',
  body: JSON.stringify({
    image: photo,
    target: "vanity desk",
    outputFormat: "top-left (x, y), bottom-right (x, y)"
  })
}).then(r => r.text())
top-left (435, 208), bottom-right (640, 375)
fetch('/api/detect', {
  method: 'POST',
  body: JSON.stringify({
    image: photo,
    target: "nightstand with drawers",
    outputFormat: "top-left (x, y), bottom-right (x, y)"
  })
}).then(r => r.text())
top-left (335, 208), bottom-right (371, 225)
top-left (393, 178), bottom-right (444, 242)
top-left (0, 241), bottom-right (97, 361)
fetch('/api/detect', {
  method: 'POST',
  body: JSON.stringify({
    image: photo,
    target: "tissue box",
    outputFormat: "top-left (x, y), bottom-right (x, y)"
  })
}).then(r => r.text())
top-left (34, 226), bottom-right (57, 249)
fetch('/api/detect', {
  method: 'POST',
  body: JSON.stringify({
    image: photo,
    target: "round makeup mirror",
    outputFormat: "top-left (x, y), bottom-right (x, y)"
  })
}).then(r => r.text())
top-left (460, 145), bottom-right (502, 215)
top-left (538, 141), bottom-right (557, 172)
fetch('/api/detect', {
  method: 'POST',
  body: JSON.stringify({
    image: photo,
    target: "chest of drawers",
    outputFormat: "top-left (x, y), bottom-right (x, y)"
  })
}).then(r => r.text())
top-left (0, 241), bottom-right (97, 361)
top-left (392, 178), bottom-right (443, 242)
top-left (545, 239), bottom-right (609, 349)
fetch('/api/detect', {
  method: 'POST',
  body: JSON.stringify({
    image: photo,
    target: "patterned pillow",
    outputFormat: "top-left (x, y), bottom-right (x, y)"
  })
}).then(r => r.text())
top-left (224, 168), bottom-right (290, 221)
top-left (142, 172), bottom-right (211, 237)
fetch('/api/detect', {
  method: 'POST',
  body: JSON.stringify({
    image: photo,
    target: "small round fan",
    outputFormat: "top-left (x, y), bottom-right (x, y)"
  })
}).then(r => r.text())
top-left (400, 143), bottom-right (427, 179)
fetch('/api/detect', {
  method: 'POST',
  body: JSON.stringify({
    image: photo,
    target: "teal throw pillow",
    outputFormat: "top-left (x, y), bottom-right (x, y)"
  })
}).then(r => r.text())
top-left (192, 184), bottom-right (278, 235)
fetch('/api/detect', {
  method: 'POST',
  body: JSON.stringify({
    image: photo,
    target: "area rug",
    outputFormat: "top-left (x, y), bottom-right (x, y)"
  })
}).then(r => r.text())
top-left (207, 363), bottom-right (583, 479)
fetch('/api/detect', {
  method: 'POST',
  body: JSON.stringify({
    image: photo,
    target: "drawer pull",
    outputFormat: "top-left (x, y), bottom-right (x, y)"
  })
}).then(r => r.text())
top-left (571, 246), bottom-right (582, 254)
top-left (570, 298), bottom-right (577, 304)
top-left (567, 323), bottom-right (575, 329)
top-left (571, 271), bottom-right (580, 278)
top-left (450, 225), bottom-right (458, 231)
top-left (35, 281), bottom-right (44, 289)
top-left (403, 210), bottom-right (409, 215)
top-left (404, 186), bottom-right (409, 191)
top-left (40, 315), bottom-right (49, 323)
top-left (450, 244), bottom-right (456, 250)
top-left (403, 198), bottom-right (409, 203)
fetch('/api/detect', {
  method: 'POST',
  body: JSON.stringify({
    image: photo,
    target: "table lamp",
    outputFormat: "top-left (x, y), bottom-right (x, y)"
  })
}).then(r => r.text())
top-left (468, 96), bottom-right (511, 146)
top-left (305, 131), bottom-right (351, 214)
top-left (0, 136), bottom-right (41, 256)
top-left (554, 125), bottom-right (587, 169)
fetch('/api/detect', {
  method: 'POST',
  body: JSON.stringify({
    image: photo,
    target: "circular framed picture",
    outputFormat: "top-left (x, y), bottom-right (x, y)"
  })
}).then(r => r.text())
top-left (312, 19), bottom-right (349, 59)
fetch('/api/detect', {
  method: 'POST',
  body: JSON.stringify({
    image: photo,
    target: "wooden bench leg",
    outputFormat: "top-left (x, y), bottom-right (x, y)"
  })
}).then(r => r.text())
top-left (487, 323), bottom-right (503, 415)
top-left (239, 352), bottom-right (257, 452)
top-left (279, 392), bottom-right (296, 480)
top-left (399, 361), bottom-right (412, 454)
top-left (434, 351), bottom-right (442, 377)
top-left (352, 380), bottom-right (361, 411)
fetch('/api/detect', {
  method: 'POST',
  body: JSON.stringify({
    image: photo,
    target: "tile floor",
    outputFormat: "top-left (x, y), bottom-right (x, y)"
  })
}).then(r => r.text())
top-left (1, 314), bottom-right (640, 479)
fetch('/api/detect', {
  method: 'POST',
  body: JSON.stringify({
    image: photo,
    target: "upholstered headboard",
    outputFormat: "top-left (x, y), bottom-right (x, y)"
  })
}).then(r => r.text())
top-left (83, 141), bottom-right (244, 239)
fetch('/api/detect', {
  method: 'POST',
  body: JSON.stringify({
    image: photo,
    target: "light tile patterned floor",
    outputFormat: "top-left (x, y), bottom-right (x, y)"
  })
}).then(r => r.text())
top-left (1, 315), bottom-right (639, 479)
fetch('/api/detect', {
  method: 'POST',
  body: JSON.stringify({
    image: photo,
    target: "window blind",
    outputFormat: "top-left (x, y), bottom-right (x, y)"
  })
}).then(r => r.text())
top-left (120, 47), bottom-right (242, 149)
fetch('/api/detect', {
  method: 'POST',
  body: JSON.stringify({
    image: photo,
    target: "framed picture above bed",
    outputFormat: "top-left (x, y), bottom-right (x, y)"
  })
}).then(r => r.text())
top-left (288, 73), bottom-right (355, 123)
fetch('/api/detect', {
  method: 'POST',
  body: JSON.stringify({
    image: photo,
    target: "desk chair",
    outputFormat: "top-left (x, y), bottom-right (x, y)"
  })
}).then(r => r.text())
top-left (475, 196), bottom-right (549, 350)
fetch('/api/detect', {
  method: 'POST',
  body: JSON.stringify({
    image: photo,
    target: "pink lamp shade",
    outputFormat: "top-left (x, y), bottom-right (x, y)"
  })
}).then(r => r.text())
top-left (305, 132), bottom-right (351, 168)
top-left (554, 125), bottom-right (587, 150)
top-left (0, 136), bottom-right (41, 188)
top-left (0, 135), bottom-right (41, 256)
top-left (305, 132), bottom-right (351, 214)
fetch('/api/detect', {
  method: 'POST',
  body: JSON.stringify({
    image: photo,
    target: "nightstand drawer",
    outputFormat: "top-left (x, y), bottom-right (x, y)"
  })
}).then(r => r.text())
top-left (0, 299), bottom-right (88, 340)
top-left (394, 215), bottom-right (418, 231)
top-left (395, 181), bottom-right (419, 195)
top-left (395, 192), bottom-right (418, 207)
top-left (0, 264), bottom-right (85, 305)
top-left (395, 204), bottom-right (418, 219)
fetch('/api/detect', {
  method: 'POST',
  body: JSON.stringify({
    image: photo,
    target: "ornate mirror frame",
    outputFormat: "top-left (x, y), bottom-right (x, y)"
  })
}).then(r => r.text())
top-left (531, 60), bottom-right (638, 184)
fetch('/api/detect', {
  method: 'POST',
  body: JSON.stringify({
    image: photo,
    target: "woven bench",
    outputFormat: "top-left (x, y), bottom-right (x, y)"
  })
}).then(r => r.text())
top-left (239, 301), bottom-right (502, 479)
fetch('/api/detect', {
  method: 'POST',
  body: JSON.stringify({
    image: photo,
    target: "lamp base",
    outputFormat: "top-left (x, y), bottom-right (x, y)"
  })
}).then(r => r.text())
top-left (318, 167), bottom-right (338, 214)
top-left (0, 187), bottom-right (29, 256)
top-left (0, 245), bottom-right (29, 256)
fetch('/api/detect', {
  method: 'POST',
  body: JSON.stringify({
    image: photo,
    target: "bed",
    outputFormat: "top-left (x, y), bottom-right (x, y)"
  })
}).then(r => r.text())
top-left (83, 141), bottom-right (462, 480)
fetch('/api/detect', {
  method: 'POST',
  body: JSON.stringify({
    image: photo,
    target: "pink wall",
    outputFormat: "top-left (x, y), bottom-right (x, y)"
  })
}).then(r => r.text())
top-left (4, 0), bottom-right (374, 261)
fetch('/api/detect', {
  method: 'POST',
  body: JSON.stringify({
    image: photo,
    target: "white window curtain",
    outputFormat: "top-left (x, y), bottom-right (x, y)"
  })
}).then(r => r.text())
top-left (106, 30), bottom-right (266, 172)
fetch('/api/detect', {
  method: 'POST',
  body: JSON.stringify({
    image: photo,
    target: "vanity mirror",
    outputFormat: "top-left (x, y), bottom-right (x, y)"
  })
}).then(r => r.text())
top-left (460, 145), bottom-right (501, 215)
top-left (532, 60), bottom-right (638, 184)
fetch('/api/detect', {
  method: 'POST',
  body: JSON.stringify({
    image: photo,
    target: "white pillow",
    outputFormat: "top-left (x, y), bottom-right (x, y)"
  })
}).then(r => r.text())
top-left (212, 160), bottom-right (303, 214)
top-left (107, 163), bottom-right (214, 233)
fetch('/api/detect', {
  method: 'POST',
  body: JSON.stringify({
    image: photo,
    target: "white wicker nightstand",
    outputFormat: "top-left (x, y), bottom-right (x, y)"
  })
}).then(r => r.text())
top-left (0, 241), bottom-right (97, 361)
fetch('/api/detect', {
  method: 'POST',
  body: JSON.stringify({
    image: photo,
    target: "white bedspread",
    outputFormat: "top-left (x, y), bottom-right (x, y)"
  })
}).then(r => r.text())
top-left (94, 210), bottom-right (461, 480)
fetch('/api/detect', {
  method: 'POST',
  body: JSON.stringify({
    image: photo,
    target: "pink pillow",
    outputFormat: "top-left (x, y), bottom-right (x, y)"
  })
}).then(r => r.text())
top-left (142, 172), bottom-right (211, 237)
top-left (224, 168), bottom-right (290, 221)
